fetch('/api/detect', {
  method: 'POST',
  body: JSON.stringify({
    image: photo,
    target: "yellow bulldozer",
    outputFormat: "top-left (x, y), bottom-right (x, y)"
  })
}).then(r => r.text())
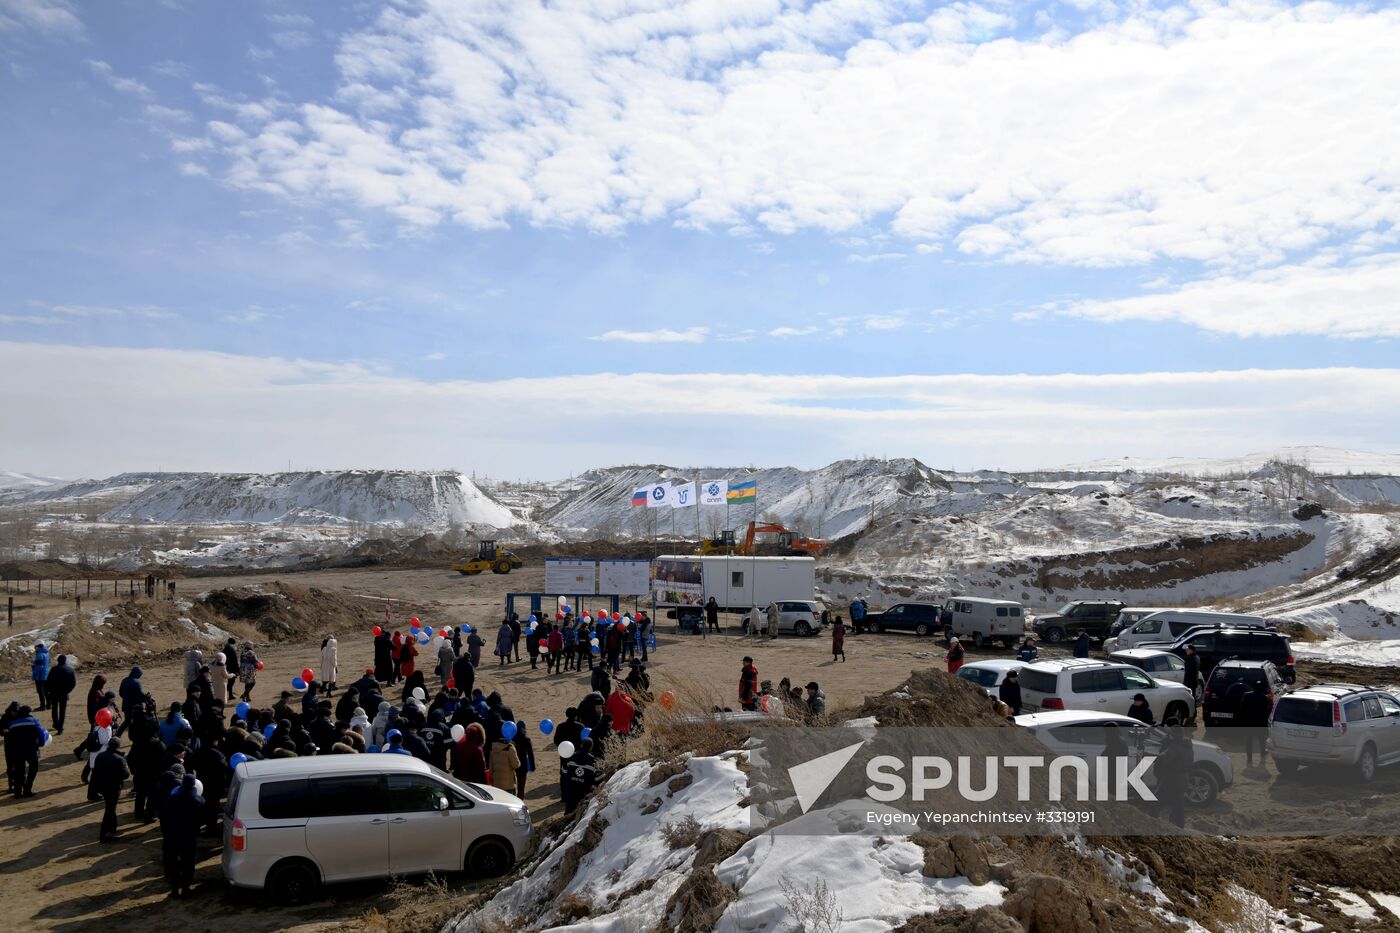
top-left (451, 540), bottom-right (524, 575)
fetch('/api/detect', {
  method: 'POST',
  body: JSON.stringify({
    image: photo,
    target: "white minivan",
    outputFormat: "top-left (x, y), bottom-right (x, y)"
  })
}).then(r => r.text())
top-left (1102, 610), bottom-right (1268, 652)
top-left (943, 597), bottom-right (1027, 648)
top-left (223, 755), bottom-right (533, 903)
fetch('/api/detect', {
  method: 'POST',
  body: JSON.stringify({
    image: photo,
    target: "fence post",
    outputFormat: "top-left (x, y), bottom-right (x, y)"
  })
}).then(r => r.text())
top-left (76, 595), bottom-right (81, 616)
top-left (87, 579), bottom-right (92, 597)
top-left (7, 596), bottom-right (12, 628)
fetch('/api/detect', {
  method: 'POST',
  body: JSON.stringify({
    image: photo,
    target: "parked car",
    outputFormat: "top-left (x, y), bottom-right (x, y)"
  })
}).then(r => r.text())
top-left (751, 600), bottom-right (825, 636)
top-left (1200, 660), bottom-right (1287, 727)
top-left (943, 597), bottom-right (1027, 647)
top-left (1015, 658), bottom-right (1196, 726)
top-left (1164, 627), bottom-right (1295, 683)
top-left (955, 659), bottom-right (1024, 696)
top-left (863, 601), bottom-right (943, 636)
top-left (1269, 684), bottom-right (1400, 781)
top-left (223, 755), bottom-right (532, 903)
top-left (1106, 648), bottom-right (1188, 684)
top-left (1107, 607), bottom-right (1180, 638)
top-left (1030, 600), bottom-right (1125, 644)
top-left (1103, 610), bottom-right (1269, 652)
top-left (1016, 709), bottom-right (1233, 804)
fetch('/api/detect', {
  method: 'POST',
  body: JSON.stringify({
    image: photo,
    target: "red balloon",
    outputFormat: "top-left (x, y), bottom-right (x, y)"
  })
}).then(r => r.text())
top-left (373, 626), bottom-right (383, 636)
top-left (255, 661), bottom-right (264, 671)
top-left (440, 628), bottom-right (449, 638)
top-left (612, 612), bottom-right (621, 621)
top-left (410, 616), bottom-right (421, 626)
top-left (556, 613), bottom-right (563, 621)
top-left (95, 707), bottom-right (113, 728)
top-left (660, 690), bottom-right (676, 710)
top-left (301, 668), bottom-right (315, 682)
top-left (616, 621), bottom-right (626, 631)
top-left (446, 678), bottom-right (455, 690)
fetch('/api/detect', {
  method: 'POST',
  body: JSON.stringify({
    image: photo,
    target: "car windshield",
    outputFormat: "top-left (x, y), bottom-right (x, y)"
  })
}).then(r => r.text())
top-left (430, 764), bottom-right (491, 800)
top-left (957, 667), bottom-right (1001, 688)
top-left (1058, 603), bottom-right (1077, 615)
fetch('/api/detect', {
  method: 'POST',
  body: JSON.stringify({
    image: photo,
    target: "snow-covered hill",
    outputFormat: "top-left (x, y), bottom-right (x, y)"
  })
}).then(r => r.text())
top-left (1048, 446), bottom-right (1400, 478)
top-left (0, 471), bottom-right (66, 492)
top-left (101, 470), bottom-right (514, 530)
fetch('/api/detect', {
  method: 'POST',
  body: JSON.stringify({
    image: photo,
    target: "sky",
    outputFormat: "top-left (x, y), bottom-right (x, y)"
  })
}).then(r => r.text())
top-left (1, 0), bottom-right (1397, 479)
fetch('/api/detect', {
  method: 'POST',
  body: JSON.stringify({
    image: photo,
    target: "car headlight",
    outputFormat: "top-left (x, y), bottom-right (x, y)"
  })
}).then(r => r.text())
top-left (511, 806), bottom-right (530, 827)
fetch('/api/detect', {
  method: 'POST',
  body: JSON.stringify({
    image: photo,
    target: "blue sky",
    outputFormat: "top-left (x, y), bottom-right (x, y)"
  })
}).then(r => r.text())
top-left (1, 0), bottom-right (1397, 478)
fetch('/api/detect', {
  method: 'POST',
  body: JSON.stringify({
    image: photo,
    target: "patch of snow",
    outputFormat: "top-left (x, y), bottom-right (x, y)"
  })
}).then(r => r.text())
top-left (1369, 891), bottom-right (1400, 919)
top-left (1330, 887), bottom-right (1377, 922)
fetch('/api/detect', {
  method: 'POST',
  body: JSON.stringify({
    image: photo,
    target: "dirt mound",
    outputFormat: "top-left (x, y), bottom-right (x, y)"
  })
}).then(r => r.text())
top-left (856, 668), bottom-right (1015, 728)
top-left (895, 906), bottom-right (1023, 933)
top-left (0, 558), bottom-right (135, 580)
top-left (194, 582), bottom-right (380, 641)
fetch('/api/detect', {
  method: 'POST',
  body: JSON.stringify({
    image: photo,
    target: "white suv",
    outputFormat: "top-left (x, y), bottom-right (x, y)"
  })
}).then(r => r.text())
top-left (1269, 684), bottom-right (1400, 781)
top-left (756, 601), bottom-right (825, 636)
top-left (1016, 659), bottom-right (1196, 726)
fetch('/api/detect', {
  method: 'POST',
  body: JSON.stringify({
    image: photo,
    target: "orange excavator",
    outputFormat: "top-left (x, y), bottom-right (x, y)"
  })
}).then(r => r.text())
top-left (701, 521), bottom-right (827, 556)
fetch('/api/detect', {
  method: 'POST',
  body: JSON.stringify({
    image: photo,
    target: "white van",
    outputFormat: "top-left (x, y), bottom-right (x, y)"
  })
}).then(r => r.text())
top-left (1108, 607), bottom-right (1179, 637)
top-left (1102, 610), bottom-right (1268, 652)
top-left (223, 755), bottom-right (532, 903)
top-left (943, 597), bottom-right (1026, 648)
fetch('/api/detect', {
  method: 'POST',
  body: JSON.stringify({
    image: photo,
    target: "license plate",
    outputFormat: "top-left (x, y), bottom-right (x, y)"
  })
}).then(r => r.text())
top-left (1213, 712), bottom-right (1233, 719)
top-left (1287, 728), bottom-right (1316, 737)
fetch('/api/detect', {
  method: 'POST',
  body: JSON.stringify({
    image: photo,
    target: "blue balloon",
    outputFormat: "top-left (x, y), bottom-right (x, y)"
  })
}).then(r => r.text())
top-left (235, 702), bottom-right (250, 719)
top-left (263, 724), bottom-right (276, 739)
top-left (291, 676), bottom-right (307, 690)
top-left (230, 752), bottom-right (248, 767)
top-left (528, 614), bottom-right (537, 623)
top-left (580, 727), bottom-right (592, 740)
top-left (501, 721), bottom-right (518, 741)
top-left (539, 718), bottom-right (554, 735)
top-left (591, 644), bottom-right (600, 654)
top-left (461, 624), bottom-right (472, 633)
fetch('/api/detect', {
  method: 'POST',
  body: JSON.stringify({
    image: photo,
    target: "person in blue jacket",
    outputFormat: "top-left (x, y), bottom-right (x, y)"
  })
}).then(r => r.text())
top-left (160, 773), bottom-right (205, 897)
top-left (4, 705), bottom-right (50, 797)
top-left (32, 643), bottom-right (50, 711)
top-left (850, 597), bottom-right (867, 635)
top-left (1016, 637), bottom-right (1039, 663)
top-left (1073, 630), bottom-right (1091, 659)
top-left (381, 729), bottom-right (413, 756)
top-left (118, 666), bottom-right (145, 735)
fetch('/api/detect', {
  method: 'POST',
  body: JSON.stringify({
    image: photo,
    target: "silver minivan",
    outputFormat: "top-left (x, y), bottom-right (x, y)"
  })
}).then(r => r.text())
top-left (223, 755), bottom-right (532, 903)
top-left (1103, 610), bottom-right (1268, 652)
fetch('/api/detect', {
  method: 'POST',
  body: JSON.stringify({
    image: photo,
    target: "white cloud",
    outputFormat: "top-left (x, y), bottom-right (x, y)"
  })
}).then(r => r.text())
top-left (4, 341), bottom-right (1396, 476)
top-left (1066, 254), bottom-right (1400, 339)
top-left (422, 351), bottom-right (447, 361)
top-left (21, 301), bottom-right (175, 320)
top-left (174, 2), bottom-right (1400, 273)
top-left (222, 306), bottom-right (272, 325)
top-left (769, 326), bottom-right (819, 338)
top-left (0, 0), bottom-right (81, 36)
top-left (591, 326), bottom-right (708, 344)
top-left (847, 252), bottom-right (907, 263)
top-left (862, 314), bottom-right (907, 331)
top-left (85, 60), bottom-right (152, 98)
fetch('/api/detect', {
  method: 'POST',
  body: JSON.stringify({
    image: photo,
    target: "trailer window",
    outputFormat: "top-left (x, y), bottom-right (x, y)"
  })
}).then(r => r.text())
top-left (731, 572), bottom-right (744, 588)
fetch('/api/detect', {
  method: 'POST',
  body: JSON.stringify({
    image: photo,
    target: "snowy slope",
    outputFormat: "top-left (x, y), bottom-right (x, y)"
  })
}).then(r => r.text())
top-left (102, 470), bottom-right (514, 530)
top-left (1, 472), bottom-right (203, 505)
top-left (1049, 446), bottom-right (1400, 478)
top-left (0, 471), bottom-right (66, 492)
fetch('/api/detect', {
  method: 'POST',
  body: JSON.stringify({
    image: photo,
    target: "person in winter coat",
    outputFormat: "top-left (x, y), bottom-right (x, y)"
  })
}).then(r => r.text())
top-left (238, 642), bottom-right (259, 702)
top-left (452, 653), bottom-right (476, 702)
top-left (92, 736), bottom-right (130, 841)
top-left (526, 623), bottom-right (542, 669)
top-left (739, 657), bottom-right (759, 711)
top-left (86, 674), bottom-right (108, 726)
top-left (560, 738), bottom-right (599, 814)
top-left (390, 631), bottom-right (405, 684)
top-left (4, 705), bottom-right (48, 797)
top-left (805, 682), bottom-right (827, 721)
top-left (850, 597), bottom-right (867, 634)
top-left (1127, 693), bottom-right (1155, 725)
top-left (374, 631), bottom-right (394, 683)
top-left (488, 737), bottom-right (521, 790)
top-left (509, 616), bottom-right (523, 661)
top-left (1151, 726), bottom-right (1193, 828)
top-left (1239, 681), bottom-right (1273, 768)
top-left (119, 665), bottom-right (145, 729)
top-left (320, 635), bottom-right (339, 696)
top-left (182, 648), bottom-right (203, 691)
top-left (1183, 646), bottom-right (1201, 699)
top-left (160, 772), bottom-right (205, 896)
top-left (766, 604), bottom-right (780, 639)
top-left (496, 623), bottom-right (514, 667)
top-left (128, 726), bottom-right (165, 823)
top-left (512, 721), bottom-right (535, 798)
top-left (1016, 638), bottom-right (1039, 664)
top-left (45, 654), bottom-right (77, 735)
top-left (436, 641), bottom-right (455, 688)
top-left (547, 626), bottom-right (565, 674)
top-left (370, 702), bottom-right (393, 749)
top-left (453, 723), bottom-right (488, 783)
top-left (31, 643), bottom-right (50, 710)
top-left (467, 629), bottom-right (484, 668)
top-left (400, 637), bottom-right (419, 679)
top-left (1073, 630), bottom-right (1091, 659)
top-left (999, 670), bottom-right (1022, 715)
top-left (220, 637), bottom-right (239, 700)
top-left (207, 651), bottom-right (227, 701)
top-left (381, 729), bottom-right (413, 756)
top-left (85, 711), bottom-right (115, 797)
top-left (945, 637), bottom-right (965, 674)
top-left (831, 617), bottom-right (846, 662)
top-left (705, 597), bottom-right (720, 633)
top-left (158, 703), bottom-right (191, 747)
top-left (554, 708), bottom-right (583, 750)
top-left (604, 690), bottom-right (637, 735)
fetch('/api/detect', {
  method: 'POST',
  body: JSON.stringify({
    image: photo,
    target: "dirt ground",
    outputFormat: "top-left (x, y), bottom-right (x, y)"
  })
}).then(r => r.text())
top-left (4, 564), bottom-right (1398, 932)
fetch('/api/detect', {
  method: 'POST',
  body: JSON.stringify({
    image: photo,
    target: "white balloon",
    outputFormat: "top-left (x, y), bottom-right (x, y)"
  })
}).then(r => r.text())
top-left (539, 645), bottom-right (549, 654)
top-left (451, 724), bottom-right (465, 742)
top-left (558, 741), bottom-right (575, 760)
top-left (413, 687), bottom-right (426, 701)
top-left (194, 778), bottom-right (204, 797)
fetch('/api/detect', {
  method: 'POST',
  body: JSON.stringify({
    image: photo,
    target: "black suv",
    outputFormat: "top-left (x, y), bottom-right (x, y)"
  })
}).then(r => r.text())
top-left (1167, 627), bottom-right (1295, 683)
top-left (1201, 660), bottom-right (1288, 727)
top-left (864, 602), bottom-right (942, 636)
top-left (1031, 600), bottom-right (1125, 643)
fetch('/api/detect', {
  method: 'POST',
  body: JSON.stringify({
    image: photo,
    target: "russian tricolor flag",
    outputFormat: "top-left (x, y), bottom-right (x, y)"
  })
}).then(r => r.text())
top-left (630, 488), bottom-right (649, 506)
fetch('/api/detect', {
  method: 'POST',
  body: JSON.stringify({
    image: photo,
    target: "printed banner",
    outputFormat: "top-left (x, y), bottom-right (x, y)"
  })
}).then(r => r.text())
top-left (646, 483), bottom-right (672, 508)
top-left (651, 557), bottom-right (704, 606)
top-left (700, 479), bottom-right (728, 505)
top-left (544, 558), bottom-right (598, 595)
top-left (599, 559), bottom-right (650, 596)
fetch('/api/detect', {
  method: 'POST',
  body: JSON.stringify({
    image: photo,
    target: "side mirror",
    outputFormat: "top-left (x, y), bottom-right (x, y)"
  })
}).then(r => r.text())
top-left (437, 796), bottom-right (450, 811)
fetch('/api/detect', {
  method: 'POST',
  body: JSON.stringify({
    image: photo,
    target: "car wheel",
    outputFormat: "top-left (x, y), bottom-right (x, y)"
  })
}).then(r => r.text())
top-left (1042, 628), bottom-right (1064, 644)
top-left (267, 860), bottom-right (319, 906)
top-left (914, 623), bottom-right (931, 636)
top-left (1185, 767), bottom-right (1219, 806)
top-left (467, 837), bottom-right (515, 877)
top-left (971, 632), bottom-right (985, 649)
top-left (1274, 759), bottom-right (1299, 775)
top-left (867, 621), bottom-right (882, 634)
top-left (1357, 745), bottom-right (1378, 782)
top-left (795, 621), bottom-right (812, 636)
top-left (1164, 702), bottom-right (1189, 727)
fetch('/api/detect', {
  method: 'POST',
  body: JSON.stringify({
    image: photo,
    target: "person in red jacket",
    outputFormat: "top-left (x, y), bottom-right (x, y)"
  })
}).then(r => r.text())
top-left (604, 690), bottom-right (636, 735)
top-left (739, 657), bottom-right (759, 711)
top-left (452, 723), bottom-right (488, 784)
top-left (547, 626), bottom-right (565, 674)
top-left (945, 636), bottom-right (965, 674)
top-left (400, 638), bottom-right (419, 678)
top-left (390, 632), bottom-right (404, 685)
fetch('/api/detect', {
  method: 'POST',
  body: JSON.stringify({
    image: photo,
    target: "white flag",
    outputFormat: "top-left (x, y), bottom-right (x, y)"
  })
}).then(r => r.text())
top-left (699, 479), bottom-right (728, 505)
top-left (672, 482), bottom-right (696, 508)
top-left (646, 483), bottom-right (672, 508)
